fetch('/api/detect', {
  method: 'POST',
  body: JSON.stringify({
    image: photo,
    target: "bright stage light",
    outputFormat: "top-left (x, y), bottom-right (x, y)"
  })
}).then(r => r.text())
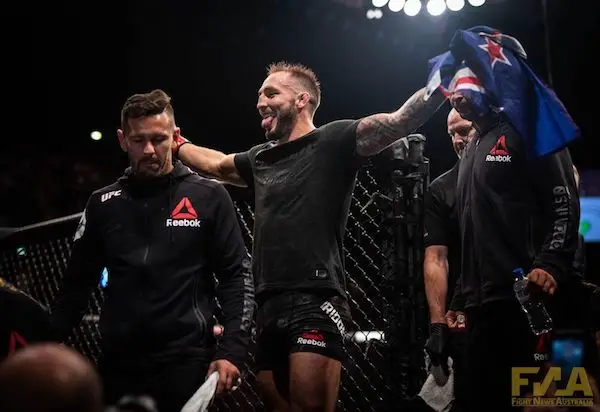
top-left (426, 0), bottom-right (446, 16)
top-left (388, 0), bottom-right (406, 12)
top-left (90, 130), bottom-right (102, 141)
top-left (369, 0), bottom-right (485, 19)
top-left (446, 0), bottom-right (465, 11)
top-left (372, 0), bottom-right (389, 7)
top-left (366, 8), bottom-right (384, 18)
top-left (404, 0), bottom-right (422, 16)
top-left (468, 0), bottom-right (485, 6)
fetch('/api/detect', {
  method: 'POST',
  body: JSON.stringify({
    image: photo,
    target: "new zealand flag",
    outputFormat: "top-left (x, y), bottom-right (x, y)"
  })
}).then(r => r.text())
top-left (424, 26), bottom-right (580, 158)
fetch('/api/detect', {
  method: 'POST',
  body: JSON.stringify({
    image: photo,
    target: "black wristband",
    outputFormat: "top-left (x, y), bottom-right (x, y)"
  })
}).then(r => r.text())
top-left (429, 322), bottom-right (448, 334)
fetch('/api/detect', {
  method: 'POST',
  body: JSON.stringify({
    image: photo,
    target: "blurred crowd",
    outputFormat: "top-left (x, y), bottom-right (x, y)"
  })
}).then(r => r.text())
top-left (0, 153), bottom-right (116, 228)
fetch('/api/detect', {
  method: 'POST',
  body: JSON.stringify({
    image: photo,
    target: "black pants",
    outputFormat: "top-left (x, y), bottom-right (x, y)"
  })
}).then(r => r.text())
top-left (448, 331), bottom-right (468, 412)
top-left (99, 355), bottom-right (209, 412)
top-left (465, 300), bottom-right (538, 412)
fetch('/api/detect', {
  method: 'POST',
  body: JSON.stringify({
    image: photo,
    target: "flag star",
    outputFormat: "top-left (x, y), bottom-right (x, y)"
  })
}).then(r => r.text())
top-left (478, 37), bottom-right (512, 68)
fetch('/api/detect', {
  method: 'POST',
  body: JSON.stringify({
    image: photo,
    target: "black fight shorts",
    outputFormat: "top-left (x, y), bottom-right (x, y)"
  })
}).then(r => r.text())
top-left (254, 292), bottom-right (351, 372)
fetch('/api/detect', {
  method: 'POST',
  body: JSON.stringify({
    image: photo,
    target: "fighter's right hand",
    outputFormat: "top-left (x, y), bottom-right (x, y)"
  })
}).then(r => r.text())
top-left (172, 135), bottom-right (190, 155)
top-left (207, 359), bottom-right (241, 395)
top-left (527, 268), bottom-right (557, 296)
top-left (425, 323), bottom-right (450, 384)
top-left (445, 310), bottom-right (466, 331)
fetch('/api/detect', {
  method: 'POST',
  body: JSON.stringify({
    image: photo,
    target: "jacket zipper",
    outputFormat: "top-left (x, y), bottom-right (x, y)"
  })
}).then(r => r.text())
top-left (192, 276), bottom-right (207, 344)
top-left (468, 143), bottom-right (482, 307)
top-left (142, 201), bottom-right (150, 264)
top-left (526, 218), bottom-right (536, 261)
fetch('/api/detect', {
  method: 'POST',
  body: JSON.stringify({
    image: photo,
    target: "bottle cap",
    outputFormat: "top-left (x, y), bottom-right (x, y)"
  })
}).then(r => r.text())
top-left (513, 267), bottom-right (525, 278)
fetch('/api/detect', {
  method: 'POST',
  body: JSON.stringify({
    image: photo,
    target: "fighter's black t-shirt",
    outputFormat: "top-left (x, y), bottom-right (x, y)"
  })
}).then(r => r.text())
top-left (234, 120), bottom-right (362, 299)
top-left (424, 162), bottom-right (463, 309)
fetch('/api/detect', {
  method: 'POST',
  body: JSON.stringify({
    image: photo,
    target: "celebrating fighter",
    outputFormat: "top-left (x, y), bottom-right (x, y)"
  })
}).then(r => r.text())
top-left (174, 62), bottom-right (445, 412)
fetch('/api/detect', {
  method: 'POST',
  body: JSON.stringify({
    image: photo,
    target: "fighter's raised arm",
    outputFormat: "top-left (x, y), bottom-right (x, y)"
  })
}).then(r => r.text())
top-left (355, 87), bottom-right (446, 157)
top-left (174, 139), bottom-right (247, 187)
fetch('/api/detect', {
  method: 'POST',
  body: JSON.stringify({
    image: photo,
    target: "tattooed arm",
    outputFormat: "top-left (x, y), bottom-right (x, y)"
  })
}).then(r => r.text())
top-left (355, 87), bottom-right (446, 157)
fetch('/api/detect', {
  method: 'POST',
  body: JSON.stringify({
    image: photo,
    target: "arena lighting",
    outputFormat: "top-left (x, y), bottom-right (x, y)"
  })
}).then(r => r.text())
top-left (388, 0), bottom-right (405, 12)
top-left (101, 267), bottom-right (109, 288)
top-left (446, 0), bottom-right (465, 11)
top-left (404, 0), bottom-right (421, 16)
top-left (90, 130), bottom-right (102, 141)
top-left (349, 331), bottom-right (385, 343)
top-left (372, 0), bottom-right (388, 7)
top-left (366, 8), bottom-right (384, 18)
top-left (370, 0), bottom-right (484, 18)
top-left (426, 0), bottom-right (446, 16)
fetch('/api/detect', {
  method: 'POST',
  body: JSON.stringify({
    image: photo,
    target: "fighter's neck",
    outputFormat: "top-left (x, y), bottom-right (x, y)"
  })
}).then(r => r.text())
top-left (279, 120), bottom-right (316, 144)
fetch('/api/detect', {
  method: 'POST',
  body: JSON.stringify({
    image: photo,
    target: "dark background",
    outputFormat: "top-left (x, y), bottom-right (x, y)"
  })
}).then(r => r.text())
top-left (1, 0), bottom-right (599, 279)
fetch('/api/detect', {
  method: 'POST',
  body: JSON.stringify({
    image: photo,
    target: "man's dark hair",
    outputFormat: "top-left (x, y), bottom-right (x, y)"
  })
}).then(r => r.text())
top-left (120, 89), bottom-right (175, 131)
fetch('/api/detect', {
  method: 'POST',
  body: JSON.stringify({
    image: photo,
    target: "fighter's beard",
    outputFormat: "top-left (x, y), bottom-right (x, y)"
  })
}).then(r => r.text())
top-left (132, 156), bottom-right (169, 178)
top-left (267, 109), bottom-right (296, 143)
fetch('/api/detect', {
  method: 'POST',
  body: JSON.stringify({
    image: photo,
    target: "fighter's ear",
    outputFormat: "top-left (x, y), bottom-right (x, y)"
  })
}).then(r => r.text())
top-left (171, 127), bottom-right (181, 152)
top-left (296, 92), bottom-right (310, 109)
top-left (117, 129), bottom-right (127, 153)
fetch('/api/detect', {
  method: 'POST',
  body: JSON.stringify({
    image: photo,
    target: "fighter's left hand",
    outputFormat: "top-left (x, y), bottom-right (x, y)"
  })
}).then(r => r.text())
top-left (527, 268), bottom-right (557, 296)
top-left (172, 134), bottom-right (190, 155)
top-left (207, 359), bottom-right (240, 394)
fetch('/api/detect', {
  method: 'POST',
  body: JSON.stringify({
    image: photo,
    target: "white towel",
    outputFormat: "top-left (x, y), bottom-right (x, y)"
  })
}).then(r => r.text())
top-left (418, 356), bottom-right (455, 412)
top-left (180, 371), bottom-right (219, 412)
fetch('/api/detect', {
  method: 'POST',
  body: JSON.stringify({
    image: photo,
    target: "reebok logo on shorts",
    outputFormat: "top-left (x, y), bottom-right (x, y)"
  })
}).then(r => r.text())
top-left (297, 330), bottom-right (326, 348)
top-left (320, 301), bottom-right (346, 336)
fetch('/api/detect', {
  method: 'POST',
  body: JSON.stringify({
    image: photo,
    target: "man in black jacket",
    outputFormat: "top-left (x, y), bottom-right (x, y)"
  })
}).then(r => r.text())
top-left (424, 108), bottom-right (474, 333)
top-left (0, 278), bottom-right (53, 362)
top-left (423, 108), bottom-right (475, 411)
top-left (50, 90), bottom-right (255, 412)
top-left (451, 89), bottom-right (580, 411)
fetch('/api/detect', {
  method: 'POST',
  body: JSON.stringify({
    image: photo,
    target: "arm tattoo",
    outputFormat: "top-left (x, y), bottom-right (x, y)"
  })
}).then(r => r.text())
top-left (356, 87), bottom-right (446, 157)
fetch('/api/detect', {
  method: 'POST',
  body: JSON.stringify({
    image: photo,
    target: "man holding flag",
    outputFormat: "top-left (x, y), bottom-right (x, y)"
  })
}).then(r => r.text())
top-left (423, 26), bottom-right (582, 410)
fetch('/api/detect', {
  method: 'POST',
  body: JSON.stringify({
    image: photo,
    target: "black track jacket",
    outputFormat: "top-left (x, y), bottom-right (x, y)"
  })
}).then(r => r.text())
top-left (50, 161), bottom-right (255, 368)
top-left (0, 278), bottom-right (53, 362)
top-left (456, 120), bottom-right (580, 308)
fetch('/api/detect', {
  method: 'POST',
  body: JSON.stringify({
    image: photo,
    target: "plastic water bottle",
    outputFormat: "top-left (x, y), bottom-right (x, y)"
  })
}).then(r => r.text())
top-left (513, 268), bottom-right (553, 335)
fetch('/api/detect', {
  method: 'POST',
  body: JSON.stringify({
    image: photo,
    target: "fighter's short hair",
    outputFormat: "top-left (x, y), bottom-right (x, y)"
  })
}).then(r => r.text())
top-left (120, 89), bottom-right (175, 131)
top-left (267, 61), bottom-right (321, 111)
